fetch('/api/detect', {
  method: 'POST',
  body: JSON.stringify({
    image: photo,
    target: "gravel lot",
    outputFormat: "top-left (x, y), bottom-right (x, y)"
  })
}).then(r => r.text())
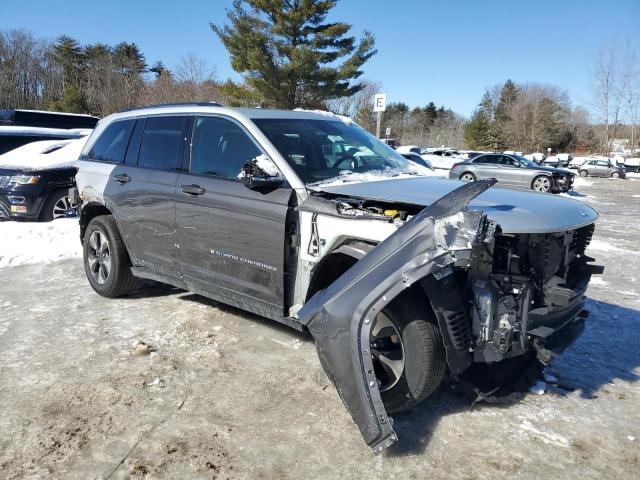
top-left (1, 177), bottom-right (639, 479)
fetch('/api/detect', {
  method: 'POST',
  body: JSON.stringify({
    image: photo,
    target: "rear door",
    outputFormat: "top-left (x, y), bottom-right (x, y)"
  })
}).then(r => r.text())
top-left (175, 115), bottom-right (292, 310)
top-left (106, 115), bottom-right (188, 275)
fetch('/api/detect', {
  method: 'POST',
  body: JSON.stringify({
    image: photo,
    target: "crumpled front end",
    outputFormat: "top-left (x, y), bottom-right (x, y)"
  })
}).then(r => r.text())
top-left (298, 180), bottom-right (497, 453)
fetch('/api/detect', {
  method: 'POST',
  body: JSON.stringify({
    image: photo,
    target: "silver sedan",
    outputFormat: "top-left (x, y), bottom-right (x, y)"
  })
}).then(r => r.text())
top-left (449, 153), bottom-right (575, 193)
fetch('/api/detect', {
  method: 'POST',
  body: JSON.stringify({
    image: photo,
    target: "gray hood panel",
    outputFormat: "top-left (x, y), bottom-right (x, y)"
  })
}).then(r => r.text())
top-left (315, 177), bottom-right (598, 233)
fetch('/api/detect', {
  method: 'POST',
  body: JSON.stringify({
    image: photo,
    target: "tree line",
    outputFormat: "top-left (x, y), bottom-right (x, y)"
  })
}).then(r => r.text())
top-left (1, 0), bottom-right (637, 155)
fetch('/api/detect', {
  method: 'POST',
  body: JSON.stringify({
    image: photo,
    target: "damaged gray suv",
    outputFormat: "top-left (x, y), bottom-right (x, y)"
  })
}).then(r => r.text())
top-left (74, 104), bottom-right (602, 454)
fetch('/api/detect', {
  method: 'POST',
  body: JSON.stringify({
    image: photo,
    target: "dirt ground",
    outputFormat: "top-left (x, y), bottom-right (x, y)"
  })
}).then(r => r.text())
top-left (1, 177), bottom-right (639, 480)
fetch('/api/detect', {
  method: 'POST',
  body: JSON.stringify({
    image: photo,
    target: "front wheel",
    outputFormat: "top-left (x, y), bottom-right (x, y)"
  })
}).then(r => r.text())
top-left (459, 172), bottom-right (476, 182)
top-left (532, 175), bottom-right (552, 192)
top-left (611, 171), bottom-right (621, 179)
top-left (374, 293), bottom-right (446, 414)
top-left (579, 170), bottom-right (588, 177)
top-left (83, 215), bottom-right (137, 297)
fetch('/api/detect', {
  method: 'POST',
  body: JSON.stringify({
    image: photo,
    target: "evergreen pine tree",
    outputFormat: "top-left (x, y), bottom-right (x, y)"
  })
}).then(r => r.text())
top-left (211, 0), bottom-right (376, 108)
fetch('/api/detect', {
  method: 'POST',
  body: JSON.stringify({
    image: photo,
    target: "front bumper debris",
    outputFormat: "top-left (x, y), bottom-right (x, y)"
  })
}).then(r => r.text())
top-left (298, 180), bottom-right (497, 454)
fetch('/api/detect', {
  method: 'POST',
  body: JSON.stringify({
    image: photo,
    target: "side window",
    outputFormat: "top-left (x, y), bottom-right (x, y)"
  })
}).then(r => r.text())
top-left (138, 116), bottom-right (186, 170)
top-left (124, 119), bottom-right (145, 165)
top-left (190, 116), bottom-right (261, 179)
top-left (497, 155), bottom-right (515, 166)
top-left (88, 120), bottom-right (134, 163)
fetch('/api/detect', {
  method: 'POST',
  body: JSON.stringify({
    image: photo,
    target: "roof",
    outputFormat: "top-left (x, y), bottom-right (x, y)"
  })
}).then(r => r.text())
top-left (105, 104), bottom-right (352, 124)
top-left (0, 126), bottom-right (92, 137)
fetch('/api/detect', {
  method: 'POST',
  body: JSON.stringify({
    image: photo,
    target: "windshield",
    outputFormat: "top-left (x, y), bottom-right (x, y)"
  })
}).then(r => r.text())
top-left (252, 118), bottom-right (430, 185)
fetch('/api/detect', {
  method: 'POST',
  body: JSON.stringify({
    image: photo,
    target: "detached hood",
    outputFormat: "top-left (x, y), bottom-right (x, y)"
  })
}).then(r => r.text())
top-left (313, 177), bottom-right (598, 233)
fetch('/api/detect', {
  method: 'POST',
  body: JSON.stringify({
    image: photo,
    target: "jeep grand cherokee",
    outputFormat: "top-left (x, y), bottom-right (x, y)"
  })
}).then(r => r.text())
top-left (74, 103), bottom-right (602, 453)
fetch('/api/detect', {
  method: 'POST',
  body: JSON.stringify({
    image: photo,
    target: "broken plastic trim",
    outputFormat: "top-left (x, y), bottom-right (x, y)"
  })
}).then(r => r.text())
top-left (299, 179), bottom-right (497, 454)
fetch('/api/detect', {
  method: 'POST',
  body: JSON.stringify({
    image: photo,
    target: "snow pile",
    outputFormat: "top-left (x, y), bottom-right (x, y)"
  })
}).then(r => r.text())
top-left (0, 218), bottom-right (81, 268)
top-left (0, 137), bottom-right (88, 171)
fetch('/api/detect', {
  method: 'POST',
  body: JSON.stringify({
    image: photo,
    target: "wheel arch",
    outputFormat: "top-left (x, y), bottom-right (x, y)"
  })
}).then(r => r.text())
top-left (79, 202), bottom-right (113, 241)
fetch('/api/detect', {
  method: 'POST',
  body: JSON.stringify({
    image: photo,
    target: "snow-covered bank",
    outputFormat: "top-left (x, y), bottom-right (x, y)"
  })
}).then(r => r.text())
top-left (0, 218), bottom-right (81, 268)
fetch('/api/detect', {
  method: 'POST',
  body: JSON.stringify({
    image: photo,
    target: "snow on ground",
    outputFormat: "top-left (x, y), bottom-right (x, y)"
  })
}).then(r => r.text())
top-left (573, 177), bottom-right (593, 187)
top-left (0, 218), bottom-right (81, 268)
top-left (0, 175), bottom-right (638, 479)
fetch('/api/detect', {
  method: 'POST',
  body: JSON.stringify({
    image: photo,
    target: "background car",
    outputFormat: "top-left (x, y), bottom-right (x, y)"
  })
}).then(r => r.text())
top-left (400, 151), bottom-right (434, 170)
top-left (449, 152), bottom-right (575, 193)
top-left (395, 145), bottom-right (423, 155)
top-left (420, 148), bottom-right (463, 170)
top-left (0, 137), bottom-right (88, 221)
top-left (0, 109), bottom-right (98, 155)
top-left (578, 159), bottom-right (626, 178)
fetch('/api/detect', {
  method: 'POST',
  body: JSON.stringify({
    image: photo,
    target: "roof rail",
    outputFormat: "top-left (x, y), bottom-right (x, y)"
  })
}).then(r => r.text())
top-left (118, 102), bottom-right (222, 113)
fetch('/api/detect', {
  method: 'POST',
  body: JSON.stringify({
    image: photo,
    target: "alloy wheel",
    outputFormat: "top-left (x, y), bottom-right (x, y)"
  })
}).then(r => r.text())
top-left (53, 196), bottom-right (78, 220)
top-left (87, 230), bottom-right (111, 285)
top-left (370, 312), bottom-right (405, 392)
top-left (460, 173), bottom-right (475, 182)
top-left (533, 176), bottom-right (551, 192)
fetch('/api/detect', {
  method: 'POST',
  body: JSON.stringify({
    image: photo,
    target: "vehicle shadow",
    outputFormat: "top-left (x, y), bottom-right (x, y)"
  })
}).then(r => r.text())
top-left (562, 190), bottom-right (588, 197)
top-left (178, 292), bottom-right (313, 342)
top-left (387, 298), bottom-right (640, 456)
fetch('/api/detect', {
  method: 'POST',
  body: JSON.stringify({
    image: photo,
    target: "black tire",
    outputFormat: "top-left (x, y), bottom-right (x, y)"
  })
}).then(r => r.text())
top-left (611, 171), bottom-right (620, 179)
top-left (83, 215), bottom-right (137, 297)
top-left (39, 189), bottom-right (77, 222)
top-left (459, 172), bottom-right (476, 182)
top-left (579, 170), bottom-right (588, 177)
top-left (377, 293), bottom-right (446, 414)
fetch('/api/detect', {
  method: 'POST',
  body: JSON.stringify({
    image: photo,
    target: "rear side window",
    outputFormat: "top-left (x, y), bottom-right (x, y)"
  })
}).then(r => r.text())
top-left (473, 155), bottom-right (492, 164)
top-left (89, 120), bottom-right (134, 163)
top-left (190, 116), bottom-right (261, 179)
top-left (138, 116), bottom-right (187, 170)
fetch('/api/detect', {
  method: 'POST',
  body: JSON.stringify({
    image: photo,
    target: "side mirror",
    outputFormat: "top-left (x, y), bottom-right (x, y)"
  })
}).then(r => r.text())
top-left (241, 159), bottom-right (285, 190)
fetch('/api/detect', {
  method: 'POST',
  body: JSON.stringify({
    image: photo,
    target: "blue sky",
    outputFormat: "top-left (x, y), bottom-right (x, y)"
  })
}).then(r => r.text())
top-left (3, 0), bottom-right (639, 116)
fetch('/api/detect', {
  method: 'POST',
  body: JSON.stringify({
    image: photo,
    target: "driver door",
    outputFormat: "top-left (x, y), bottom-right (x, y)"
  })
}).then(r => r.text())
top-left (175, 115), bottom-right (293, 311)
top-left (493, 155), bottom-right (525, 185)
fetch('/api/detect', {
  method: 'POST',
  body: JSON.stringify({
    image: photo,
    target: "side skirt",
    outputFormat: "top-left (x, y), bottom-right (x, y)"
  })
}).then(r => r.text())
top-left (130, 266), bottom-right (305, 332)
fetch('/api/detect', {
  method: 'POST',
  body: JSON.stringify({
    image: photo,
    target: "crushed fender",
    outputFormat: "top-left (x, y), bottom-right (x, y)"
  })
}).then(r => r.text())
top-left (298, 179), bottom-right (498, 454)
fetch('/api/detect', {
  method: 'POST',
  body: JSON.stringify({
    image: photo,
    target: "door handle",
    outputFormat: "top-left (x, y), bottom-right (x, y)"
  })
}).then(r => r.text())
top-left (113, 173), bottom-right (131, 184)
top-left (181, 184), bottom-right (205, 196)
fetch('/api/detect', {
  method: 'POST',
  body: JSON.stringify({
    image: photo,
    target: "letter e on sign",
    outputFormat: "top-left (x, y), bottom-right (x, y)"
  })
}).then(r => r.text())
top-left (374, 93), bottom-right (386, 112)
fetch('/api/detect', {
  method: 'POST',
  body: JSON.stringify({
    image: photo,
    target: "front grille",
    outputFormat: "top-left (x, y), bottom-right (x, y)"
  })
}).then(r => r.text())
top-left (0, 175), bottom-right (9, 189)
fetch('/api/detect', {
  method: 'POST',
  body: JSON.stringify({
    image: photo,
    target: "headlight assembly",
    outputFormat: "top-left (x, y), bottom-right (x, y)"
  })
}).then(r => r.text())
top-left (9, 175), bottom-right (40, 185)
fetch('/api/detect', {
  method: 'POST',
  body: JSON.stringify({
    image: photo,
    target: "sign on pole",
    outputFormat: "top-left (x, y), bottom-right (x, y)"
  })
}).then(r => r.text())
top-left (374, 93), bottom-right (386, 138)
top-left (374, 93), bottom-right (386, 112)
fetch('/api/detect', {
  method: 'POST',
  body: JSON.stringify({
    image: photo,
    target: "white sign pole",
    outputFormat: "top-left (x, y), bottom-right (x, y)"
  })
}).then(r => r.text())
top-left (374, 93), bottom-right (386, 138)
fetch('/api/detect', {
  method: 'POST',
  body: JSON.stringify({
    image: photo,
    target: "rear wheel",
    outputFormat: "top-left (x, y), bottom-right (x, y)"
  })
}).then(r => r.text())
top-left (83, 215), bottom-right (136, 297)
top-left (374, 293), bottom-right (446, 414)
top-left (40, 189), bottom-right (78, 222)
top-left (459, 172), bottom-right (476, 182)
top-left (579, 170), bottom-right (588, 177)
top-left (532, 175), bottom-right (552, 192)
top-left (611, 171), bottom-right (621, 179)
